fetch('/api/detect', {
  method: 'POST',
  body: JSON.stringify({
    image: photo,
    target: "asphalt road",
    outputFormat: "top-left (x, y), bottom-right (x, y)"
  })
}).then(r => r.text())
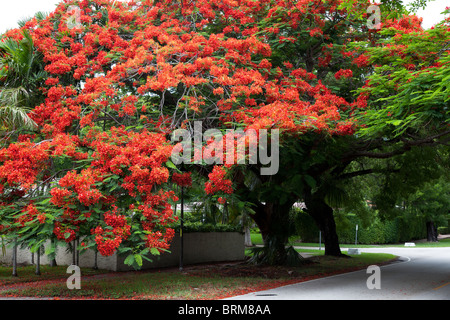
top-left (227, 247), bottom-right (450, 300)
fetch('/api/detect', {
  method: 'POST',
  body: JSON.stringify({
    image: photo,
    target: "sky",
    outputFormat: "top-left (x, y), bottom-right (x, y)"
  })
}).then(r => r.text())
top-left (411, 0), bottom-right (449, 28)
top-left (0, 0), bottom-right (448, 34)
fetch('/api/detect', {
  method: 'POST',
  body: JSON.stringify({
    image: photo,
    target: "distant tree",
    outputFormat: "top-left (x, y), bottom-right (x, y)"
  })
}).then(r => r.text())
top-left (405, 176), bottom-right (450, 242)
top-left (333, 145), bottom-right (448, 241)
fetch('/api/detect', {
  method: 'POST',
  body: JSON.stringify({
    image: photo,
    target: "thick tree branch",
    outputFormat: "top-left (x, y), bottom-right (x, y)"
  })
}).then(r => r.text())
top-left (344, 129), bottom-right (450, 160)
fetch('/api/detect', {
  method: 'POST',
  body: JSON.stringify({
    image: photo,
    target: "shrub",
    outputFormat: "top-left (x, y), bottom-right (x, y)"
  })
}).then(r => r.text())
top-left (168, 221), bottom-right (242, 233)
top-left (336, 214), bottom-right (427, 244)
top-left (292, 207), bottom-right (428, 244)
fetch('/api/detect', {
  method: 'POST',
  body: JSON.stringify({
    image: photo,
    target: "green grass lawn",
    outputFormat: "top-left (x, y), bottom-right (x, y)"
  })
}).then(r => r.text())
top-left (250, 233), bottom-right (450, 249)
top-left (4, 231), bottom-right (442, 300)
top-left (0, 251), bottom-right (397, 300)
top-left (0, 265), bottom-right (107, 286)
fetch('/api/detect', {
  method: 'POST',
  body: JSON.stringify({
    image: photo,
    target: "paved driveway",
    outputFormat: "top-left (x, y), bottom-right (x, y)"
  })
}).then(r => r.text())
top-left (227, 247), bottom-right (450, 300)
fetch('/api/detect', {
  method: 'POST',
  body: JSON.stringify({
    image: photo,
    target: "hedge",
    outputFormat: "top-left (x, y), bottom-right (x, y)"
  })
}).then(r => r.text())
top-left (293, 209), bottom-right (428, 245)
top-left (437, 218), bottom-right (450, 235)
top-left (168, 221), bottom-right (243, 233)
top-left (336, 214), bottom-right (427, 244)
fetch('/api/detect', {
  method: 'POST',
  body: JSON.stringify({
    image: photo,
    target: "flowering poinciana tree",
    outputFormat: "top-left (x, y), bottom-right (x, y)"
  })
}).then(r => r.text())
top-left (0, 0), bottom-right (448, 267)
top-left (0, 0), bottom-right (349, 266)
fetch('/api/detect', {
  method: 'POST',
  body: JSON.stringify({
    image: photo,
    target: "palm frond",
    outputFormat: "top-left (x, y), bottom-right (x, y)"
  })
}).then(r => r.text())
top-left (0, 30), bottom-right (35, 81)
top-left (0, 29), bottom-right (44, 131)
top-left (324, 183), bottom-right (351, 209)
top-left (0, 86), bottom-right (30, 107)
top-left (0, 105), bottom-right (36, 130)
top-left (17, 11), bottom-right (49, 28)
top-left (34, 11), bottom-right (50, 22)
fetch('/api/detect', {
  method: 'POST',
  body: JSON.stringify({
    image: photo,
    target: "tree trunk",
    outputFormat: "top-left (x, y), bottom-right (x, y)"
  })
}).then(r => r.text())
top-left (76, 238), bottom-right (80, 266)
top-left (251, 200), bottom-right (296, 265)
top-left (50, 239), bottom-right (57, 267)
top-left (12, 239), bottom-right (18, 277)
top-left (93, 250), bottom-right (98, 270)
top-left (72, 240), bottom-right (77, 265)
top-left (304, 190), bottom-right (344, 257)
top-left (35, 246), bottom-right (41, 275)
top-left (426, 221), bottom-right (438, 242)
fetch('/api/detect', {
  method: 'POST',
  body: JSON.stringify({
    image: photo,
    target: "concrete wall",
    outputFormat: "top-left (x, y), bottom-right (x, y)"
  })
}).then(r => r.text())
top-left (0, 241), bottom-right (117, 270)
top-left (116, 232), bottom-right (246, 271)
top-left (0, 232), bottom-right (245, 272)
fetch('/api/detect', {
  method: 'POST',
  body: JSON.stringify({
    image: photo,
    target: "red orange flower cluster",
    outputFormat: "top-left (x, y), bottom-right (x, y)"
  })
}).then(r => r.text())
top-left (93, 206), bottom-right (131, 256)
top-left (335, 69), bottom-right (353, 80)
top-left (205, 166), bottom-right (233, 195)
top-left (0, 140), bottom-right (50, 191)
top-left (15, 203), bottom-right (46, 228)
top-left (172, 172), bottom-right (192, 187)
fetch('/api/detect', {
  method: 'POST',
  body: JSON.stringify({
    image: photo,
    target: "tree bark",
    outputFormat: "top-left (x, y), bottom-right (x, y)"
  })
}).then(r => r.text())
top-left (50, 239), bottom-right (57, 267)
top-left (93, 250), bottom-right (98, 270)
top-left (304, 190), bottom-right (344, 257)
top-left (12, 239), bottom-right (18, 277)
top-left (72, 241), bottom-right (76, 265)
top-left (35, 246), bottom-right (41, 275)
top-left (426, 221), bottom-right (438, 242)
top-left (251, 199), bottom-right (296, 265)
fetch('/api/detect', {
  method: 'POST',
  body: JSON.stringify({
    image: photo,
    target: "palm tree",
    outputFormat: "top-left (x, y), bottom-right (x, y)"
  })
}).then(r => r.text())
top-left (0, 29), bottom-right (46, 131)
top-left (0, 24), bottom-right (47, 275)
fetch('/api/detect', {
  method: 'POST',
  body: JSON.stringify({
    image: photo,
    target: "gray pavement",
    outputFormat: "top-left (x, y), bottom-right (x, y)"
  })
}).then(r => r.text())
top-left (227, 247), bottom-right (450, 300)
